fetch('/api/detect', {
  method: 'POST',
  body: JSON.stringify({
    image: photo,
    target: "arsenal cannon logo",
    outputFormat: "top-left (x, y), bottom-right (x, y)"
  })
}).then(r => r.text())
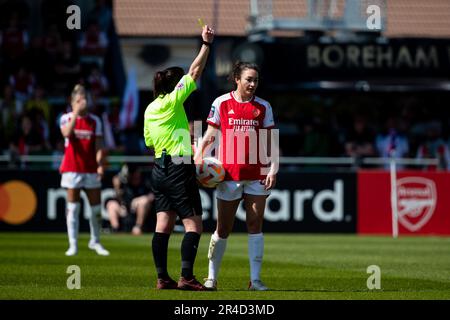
top-left (397, 177), bottom-right (437, 232)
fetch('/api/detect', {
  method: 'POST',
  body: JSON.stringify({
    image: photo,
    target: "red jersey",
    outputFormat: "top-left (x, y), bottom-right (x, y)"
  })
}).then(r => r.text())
top-left (0, 29), bottom-right (28, 58)
top-left (207, 92), bottom-right (275, 181)
top-left (59, 112), bottom-right (102, 173)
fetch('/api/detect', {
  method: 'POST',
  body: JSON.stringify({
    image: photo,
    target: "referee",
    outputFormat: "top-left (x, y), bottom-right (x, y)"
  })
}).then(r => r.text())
top-left (144, 25), bottom-right (214, 291)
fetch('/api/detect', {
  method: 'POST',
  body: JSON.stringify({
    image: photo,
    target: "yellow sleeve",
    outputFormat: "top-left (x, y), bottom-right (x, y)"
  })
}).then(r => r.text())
top-left (167, 74), bottom-right (197, 107)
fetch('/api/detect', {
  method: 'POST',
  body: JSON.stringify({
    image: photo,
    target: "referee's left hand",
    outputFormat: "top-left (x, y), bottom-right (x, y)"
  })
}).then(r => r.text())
top-left (202, 25), bottom-right (215, 44)
top-left (263, 174), bottom-right (276, 190)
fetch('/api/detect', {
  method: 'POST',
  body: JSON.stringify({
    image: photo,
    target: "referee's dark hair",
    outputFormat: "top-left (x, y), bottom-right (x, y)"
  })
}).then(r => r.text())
top-left (153, 66), bottom-right (185, 98)
top-left (229, 61), bottom-right (260, 86)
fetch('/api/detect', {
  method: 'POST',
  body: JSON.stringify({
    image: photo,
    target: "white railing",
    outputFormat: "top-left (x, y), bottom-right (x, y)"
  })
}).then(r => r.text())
top-left (0, 154), bottom-right (441, 167)
top-left (362, 157), bottom-right (439, 166)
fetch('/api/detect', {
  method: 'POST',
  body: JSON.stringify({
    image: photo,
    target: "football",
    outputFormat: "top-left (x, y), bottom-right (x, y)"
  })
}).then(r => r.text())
top-left (195, 157), bottom-right (225, 188)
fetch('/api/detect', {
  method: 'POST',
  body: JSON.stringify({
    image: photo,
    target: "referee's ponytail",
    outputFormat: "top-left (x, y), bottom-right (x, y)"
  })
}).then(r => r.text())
top-left (153, 67), bottom-right (184, 98)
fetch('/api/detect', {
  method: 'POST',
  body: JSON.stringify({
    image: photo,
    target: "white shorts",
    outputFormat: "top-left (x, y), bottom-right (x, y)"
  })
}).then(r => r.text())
top-left (61, 172), bottom-right (101, 189)
top-left (216, 180), bottom-right (271, 201)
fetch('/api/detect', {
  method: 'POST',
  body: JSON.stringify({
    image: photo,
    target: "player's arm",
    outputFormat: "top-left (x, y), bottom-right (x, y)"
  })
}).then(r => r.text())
top-left (96, 136), bottom-right (106, 178)
top-left (60, 111), bottom-right (80, 138)
top-left (260, 102), bottom-right (277, 190)
top-left (264, 128), bottom-right (279, 190)
top-left (60, 116), bottom-right (76, 137)
top-left (61, 113), bottom-right (78, 138)
top-left (188, 25), bottom-right (214, 81)
top-left (61, 97), bottom-right (83, 137)
top-left (194, 125), bottom-right (218, 164)
top-left (89, 113), bottom-right (107, 178)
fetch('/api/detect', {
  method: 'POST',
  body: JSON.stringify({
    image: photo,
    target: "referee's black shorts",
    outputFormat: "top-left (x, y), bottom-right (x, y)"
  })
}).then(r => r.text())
top-left (150, 160), bottom-right (202, 219)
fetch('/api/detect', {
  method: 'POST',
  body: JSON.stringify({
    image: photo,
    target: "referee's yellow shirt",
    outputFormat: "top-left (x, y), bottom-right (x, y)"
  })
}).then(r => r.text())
top-left (144, 75), bottom-right (196, 158)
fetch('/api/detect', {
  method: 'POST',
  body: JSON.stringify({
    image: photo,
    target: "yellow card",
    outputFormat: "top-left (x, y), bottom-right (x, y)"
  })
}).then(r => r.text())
top-left (197, 18), bottom-right (205, 28)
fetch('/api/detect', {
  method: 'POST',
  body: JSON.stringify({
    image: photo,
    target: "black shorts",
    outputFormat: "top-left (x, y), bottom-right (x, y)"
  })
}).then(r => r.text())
top-left (150, 161), bottom-right (202, 219)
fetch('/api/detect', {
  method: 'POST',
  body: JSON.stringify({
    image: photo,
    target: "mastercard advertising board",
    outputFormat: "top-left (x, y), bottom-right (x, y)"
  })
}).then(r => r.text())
top-left (0, 180), bottom-right (38, 225)
top-left (0, 170), bottom-right (114, 232)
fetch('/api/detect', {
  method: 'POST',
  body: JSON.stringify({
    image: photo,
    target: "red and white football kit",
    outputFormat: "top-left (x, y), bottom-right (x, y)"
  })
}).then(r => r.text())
top-left (207, 92), bottom-right (275, 200)
top-left (60, 112), bottom-right (102, 189)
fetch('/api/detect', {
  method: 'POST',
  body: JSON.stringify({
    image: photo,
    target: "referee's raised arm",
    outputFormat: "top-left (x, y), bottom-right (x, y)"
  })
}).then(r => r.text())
top-left (188, 25), bottom-right (215, 81)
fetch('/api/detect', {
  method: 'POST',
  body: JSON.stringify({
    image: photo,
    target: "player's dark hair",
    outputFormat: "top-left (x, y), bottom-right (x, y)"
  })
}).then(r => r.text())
top-left (71, 84), bottom-right (86, 101)
top-left (153, 66), bottom-right (185, 98)
top-left (229, 61), bottom-right (260, 87)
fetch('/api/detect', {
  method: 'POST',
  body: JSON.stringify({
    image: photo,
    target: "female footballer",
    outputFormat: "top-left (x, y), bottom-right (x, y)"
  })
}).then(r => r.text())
top-left (196, 61), bottom-right (278, 291)
top-left (60, 84), bottom-right (109, 256)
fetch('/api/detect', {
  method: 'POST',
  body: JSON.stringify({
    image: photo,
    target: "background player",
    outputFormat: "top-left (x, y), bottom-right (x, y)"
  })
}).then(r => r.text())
top-left (195, 61), bottom-right (278, 291)
top-left (60, 84), bottom-right (109, 256)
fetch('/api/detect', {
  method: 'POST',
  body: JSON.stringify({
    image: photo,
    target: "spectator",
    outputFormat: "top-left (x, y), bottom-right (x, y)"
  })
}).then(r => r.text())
top-left (300, 116), bottom-right (331, 156)
top-left (25, 85), bottom-right (51, 127)
top-left (0, 12), bottom-right (29, 72)
top-left (79, 21), bottom-right (108, 57)
top-left (43, 24), bottom-right (62, 61)
top-left (345, 115), bottom-right (376, 158)
top-left (0, 84), bottom-right (22, 143)
top-left (90, 98), bottom-right (116, 151)
top-left (87, 66), bottom-right (109, 97)
top-left (375, 117), bottom-right (409, 169)
top-left (24, 36), bottom-right (52, 88)
top-left (55, 41), bottom-right (80, 74)
top-left (88, 0), bottom-right (113, 34)
top-left (30, 108), bottom-right (51, 149)
top-left (106, 164), bottom-right (154, 235)
top-left (9, 113), bottom-right (47, 166)
top-left (106, 100), bottom-right (122, 148)
top-left (54, 41), bottom-right (80, 91)
top-left (416, 121), bottom-right (450, 170)
top-left (9, 66), bottom-right (35, 104)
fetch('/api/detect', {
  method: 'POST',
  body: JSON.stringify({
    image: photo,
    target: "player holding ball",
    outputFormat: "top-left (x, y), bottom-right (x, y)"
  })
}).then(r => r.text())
top-left (195, 61), bottom-right (278, 291)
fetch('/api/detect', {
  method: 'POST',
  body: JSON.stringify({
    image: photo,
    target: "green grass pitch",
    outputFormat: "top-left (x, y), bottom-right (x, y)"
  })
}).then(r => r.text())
top-left (1, 232), bottom-right (450, 300)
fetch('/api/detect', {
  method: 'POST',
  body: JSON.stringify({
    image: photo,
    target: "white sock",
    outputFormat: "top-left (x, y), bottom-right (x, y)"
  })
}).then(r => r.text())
top-left (248, 233), bottom-right (264, 282)
top-left (207, 231), bottom-right (227, 280)
top-left (66, 202), bottom-right (80, 248)
top-left (89, 204), bottom-right (102, 244)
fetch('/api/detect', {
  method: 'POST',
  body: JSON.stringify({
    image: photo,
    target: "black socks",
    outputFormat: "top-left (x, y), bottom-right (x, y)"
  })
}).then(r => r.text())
top-left (152, 232), bottom-right (170, 279)
top-left (181, 232), bottom-right (201, 280)
top-left (152, 231), bottom-right (201, 280)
